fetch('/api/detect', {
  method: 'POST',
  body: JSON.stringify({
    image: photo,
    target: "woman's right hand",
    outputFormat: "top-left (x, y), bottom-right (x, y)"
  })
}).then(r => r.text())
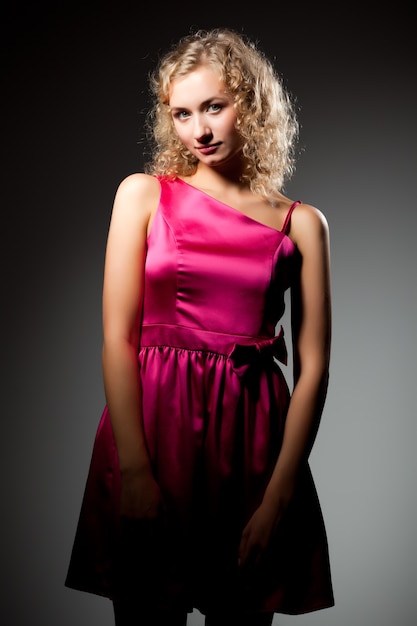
top-left (120, 469), bottom-right (166, 522)
top-left (117, 468), bottom-right (168, 591)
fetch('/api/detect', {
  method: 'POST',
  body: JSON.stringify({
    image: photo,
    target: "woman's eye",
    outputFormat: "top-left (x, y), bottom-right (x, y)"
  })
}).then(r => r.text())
top-left (208, 103), bottom-right (222, 113)
top-left (174, 111), bottom-right (190, 120)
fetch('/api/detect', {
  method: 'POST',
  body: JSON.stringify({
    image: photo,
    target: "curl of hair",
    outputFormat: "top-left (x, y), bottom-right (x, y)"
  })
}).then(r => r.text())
top-left (144, 28), bottom-right (299, 197)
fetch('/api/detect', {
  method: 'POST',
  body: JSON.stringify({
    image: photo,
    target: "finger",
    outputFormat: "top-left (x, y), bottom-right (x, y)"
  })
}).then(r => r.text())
top-left (238, 530), bottom-right (249, 568)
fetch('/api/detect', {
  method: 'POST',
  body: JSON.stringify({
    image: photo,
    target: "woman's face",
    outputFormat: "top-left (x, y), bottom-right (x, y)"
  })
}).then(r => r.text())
top-left (169, 65), bottom-right (243, 168)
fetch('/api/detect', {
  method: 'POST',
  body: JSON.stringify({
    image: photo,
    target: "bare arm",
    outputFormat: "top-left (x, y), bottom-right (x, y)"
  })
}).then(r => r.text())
top-left (239, 202), bottom-right (332, 568)
top-left (101, 172), bottom-right (162, 518)
top-left (265, 203), bottom-right (331, 501)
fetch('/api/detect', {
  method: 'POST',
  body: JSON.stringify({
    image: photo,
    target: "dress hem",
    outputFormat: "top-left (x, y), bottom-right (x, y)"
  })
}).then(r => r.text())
top-left (64, 580), bottom-right (334, 616)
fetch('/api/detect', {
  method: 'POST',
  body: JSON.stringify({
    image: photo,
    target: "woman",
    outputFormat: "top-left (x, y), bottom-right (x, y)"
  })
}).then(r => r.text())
top-left (66, 28), bottom-right (334, 626)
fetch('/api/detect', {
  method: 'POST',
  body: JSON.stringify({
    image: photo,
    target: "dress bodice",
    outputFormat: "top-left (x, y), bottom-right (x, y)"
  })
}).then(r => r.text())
top-left (142, 177), bottom-right (298, 340)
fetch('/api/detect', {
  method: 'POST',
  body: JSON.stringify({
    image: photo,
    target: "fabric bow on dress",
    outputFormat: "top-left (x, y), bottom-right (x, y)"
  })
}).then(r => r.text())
top-left (229, 326), bottom-right (288, 396)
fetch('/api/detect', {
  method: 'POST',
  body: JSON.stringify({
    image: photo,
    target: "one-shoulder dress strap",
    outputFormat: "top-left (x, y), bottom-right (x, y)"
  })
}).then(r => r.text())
top-left (281, 200), bottom-right (302, 234)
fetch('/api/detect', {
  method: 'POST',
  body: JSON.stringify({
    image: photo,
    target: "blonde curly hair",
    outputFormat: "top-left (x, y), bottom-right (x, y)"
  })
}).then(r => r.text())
top-left (144, 28), bottom-right (299, 197)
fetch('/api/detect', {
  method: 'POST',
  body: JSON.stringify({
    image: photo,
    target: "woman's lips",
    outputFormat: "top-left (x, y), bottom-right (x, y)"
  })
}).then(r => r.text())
top-left (197, 144), bottom-right (220, 155)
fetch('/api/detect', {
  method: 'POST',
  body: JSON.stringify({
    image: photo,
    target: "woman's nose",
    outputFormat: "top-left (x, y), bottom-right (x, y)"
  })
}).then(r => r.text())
top-left (194, 117), bottom-right (213, 144)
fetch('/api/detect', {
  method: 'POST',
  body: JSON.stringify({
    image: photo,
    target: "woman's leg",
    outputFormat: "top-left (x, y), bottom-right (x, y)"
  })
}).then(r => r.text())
top-left (205, 612), bottom-right (273, 626)
top-left (113, 601), bottom-right (188, 626)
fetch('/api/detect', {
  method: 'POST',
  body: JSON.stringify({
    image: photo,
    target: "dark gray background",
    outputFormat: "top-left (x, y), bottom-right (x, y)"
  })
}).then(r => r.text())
top-left (2, 1), bottom-right (416, 625)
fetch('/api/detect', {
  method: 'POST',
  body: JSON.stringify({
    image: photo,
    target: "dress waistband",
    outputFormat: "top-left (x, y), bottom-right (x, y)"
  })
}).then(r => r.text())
top-left (140, 323), bottom-right (287, 379)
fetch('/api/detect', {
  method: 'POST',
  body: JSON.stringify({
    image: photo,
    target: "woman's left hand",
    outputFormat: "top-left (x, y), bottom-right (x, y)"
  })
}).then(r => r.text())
top-left (237, 488), bottom-right (292, 574)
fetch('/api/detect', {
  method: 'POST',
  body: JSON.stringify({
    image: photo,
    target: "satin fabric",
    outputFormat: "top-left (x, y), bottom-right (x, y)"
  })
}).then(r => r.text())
top-left (65, 177), bottom-right (334, 615)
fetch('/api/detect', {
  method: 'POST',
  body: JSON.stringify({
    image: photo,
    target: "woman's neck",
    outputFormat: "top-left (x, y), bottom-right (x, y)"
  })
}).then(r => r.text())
top-left (184, 163), bottom-right (247, 195)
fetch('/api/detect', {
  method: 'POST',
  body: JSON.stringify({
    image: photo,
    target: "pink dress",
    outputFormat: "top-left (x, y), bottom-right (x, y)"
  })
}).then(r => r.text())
top-left (65, 176), bottom-right (334, 615)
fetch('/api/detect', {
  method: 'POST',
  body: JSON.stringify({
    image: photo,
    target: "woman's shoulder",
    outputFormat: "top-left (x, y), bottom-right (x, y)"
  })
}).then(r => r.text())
top-left (288, 200), bottom-right (330, 248)
top-left (116, 172), bottom-right (161, 197)
top-left (110, 174), bottom-right (162, 230)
